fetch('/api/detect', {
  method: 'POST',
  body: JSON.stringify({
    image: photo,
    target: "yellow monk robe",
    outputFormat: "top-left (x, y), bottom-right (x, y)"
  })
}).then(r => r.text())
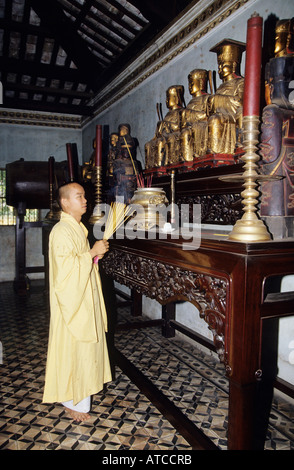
top-left (43, 212), bottom-right (112, 405)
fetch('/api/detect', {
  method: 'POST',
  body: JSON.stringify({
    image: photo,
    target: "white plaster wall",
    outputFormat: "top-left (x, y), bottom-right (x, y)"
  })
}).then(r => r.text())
top-left (0, 123), bottom-right (82, 167)
top-left (83, 0), bottom-right (294, 386)
top-left (0, 226), bottom-right (15, 282)
top-left (280, 277), bottom-right (294, 384)
top-left (0, 224), bottom-right (47, 283)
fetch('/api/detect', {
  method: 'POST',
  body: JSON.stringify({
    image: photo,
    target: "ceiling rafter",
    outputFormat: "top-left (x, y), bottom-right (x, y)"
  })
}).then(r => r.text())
top-left (0, 0), bottom-right (193, 116)
top-left (106, 0), bottom-right (147, 28)
top-left (61, 0), bottom-right (133, 44)
top-left (90, 0), bottom-right (138, 37)
top-left (29, 0), bottom-right (102, 90)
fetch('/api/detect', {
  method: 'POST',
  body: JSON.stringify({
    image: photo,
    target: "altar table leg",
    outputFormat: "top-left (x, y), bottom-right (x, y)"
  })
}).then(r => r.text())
top-left (227, 380), bottom-right (257, 449)
top-left (131, 289), bottom-right (142, 316)
top-left (162, 303), bottom-right (175, 338)
top-left (227, 267), bottom-right (264, 450)
top-left (227, 280), bottom-right (279, 450)
top-left (253, 317), bottom-right (279, 448)
top-left (14, 216), bottom-right (29, 294)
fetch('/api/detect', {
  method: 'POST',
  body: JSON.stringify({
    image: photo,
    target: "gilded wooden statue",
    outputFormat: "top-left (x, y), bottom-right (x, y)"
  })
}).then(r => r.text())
top-left (145, 85), bottom-right (185, 168)
top-left (180, 69), bottom-right (210, 161)
top-left (274, 18), bottom-right (294, 58)
top-left (208, 39), bottom-right (245, 154)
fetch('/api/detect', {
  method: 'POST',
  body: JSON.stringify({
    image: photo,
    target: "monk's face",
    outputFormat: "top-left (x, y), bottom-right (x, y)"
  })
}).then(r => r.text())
top-left (60, 183), bottom-right (87, 220)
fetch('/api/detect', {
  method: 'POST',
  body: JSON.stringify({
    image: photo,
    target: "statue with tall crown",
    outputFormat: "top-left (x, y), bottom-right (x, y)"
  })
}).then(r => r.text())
top-left (180, 69), bottom-right (210, 161)
top-left (208, 39), bottom-right (246, 155)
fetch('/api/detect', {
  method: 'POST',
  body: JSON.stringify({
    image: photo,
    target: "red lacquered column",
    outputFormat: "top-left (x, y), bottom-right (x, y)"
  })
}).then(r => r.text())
top-left (66, 143), bottom-right (74, 182)
top-left (95, 125), bottom-right (102, 167)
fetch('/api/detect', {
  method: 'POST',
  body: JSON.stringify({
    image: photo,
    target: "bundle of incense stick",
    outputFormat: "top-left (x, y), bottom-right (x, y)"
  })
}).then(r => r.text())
top-left (103, 201), bottom-right (133, 240)
top-left (137, 173), bottom-right (153, 188)
top-left (93, 202), bottom-right (133, 264)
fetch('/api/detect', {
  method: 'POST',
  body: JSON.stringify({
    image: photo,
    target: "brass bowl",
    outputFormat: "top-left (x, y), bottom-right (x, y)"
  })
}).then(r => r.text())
top-left (130, 187), bottom-right (169, 230)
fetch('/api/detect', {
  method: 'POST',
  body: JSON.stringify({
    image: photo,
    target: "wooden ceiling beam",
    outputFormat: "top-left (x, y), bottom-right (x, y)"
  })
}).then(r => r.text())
top-left (105, 0), bottom-right (147, 28)
top-left (0, 57), bottom-right (88, 84)
top-left (2, 0), bottom-right (13, 64)
top-left (3, 96), bottom-right (93, 116)
top-left (29, 0), bottom-right (102, 91)
top-left (62, 0), bottom-right (132, 43)
top-left (0, 18), bottom-right (54, 37)
top-left (78, 24), bottom-right (121, 59)
top-left (92, 22), bottom-right (160, 91)
top-left (78, 20), bottom-right (124, 54)
top-left (73, 0), bottom-right (94, 28)
top-left (0, 0), bottom-right (195, 116)
top-left (4, 81), bottom-right (93, 99)
top-left (91, 0), bottom-right (137, 36)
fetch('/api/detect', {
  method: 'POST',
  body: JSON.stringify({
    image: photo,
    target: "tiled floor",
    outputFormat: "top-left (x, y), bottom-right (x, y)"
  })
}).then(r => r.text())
top-left (0, 280), bottom-right (294, 451)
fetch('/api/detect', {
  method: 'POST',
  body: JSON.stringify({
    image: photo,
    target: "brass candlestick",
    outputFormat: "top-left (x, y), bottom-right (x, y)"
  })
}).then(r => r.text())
top-left (227, 116), bottom-right (271, 241)
top-left (45, 156), bottom-right (61, 222)
top-left (89, 165), bottom-right (104, 224)
top-left (221, 13), bottom-right (279, 242)
top-left (45, 181), bottom-right (61, 222)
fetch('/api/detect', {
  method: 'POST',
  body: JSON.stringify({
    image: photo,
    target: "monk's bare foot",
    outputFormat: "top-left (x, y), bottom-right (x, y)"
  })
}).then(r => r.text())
top-left (64, 407), bottom-right (90, 422)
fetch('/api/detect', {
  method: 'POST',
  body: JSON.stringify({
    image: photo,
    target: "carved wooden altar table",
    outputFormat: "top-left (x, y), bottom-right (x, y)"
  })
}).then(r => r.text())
top-left (102, 233), bottom-right (294, 450)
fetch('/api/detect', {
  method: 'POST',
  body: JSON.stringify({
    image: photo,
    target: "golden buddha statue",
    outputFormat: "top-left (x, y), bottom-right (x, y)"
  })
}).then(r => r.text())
top-left (274, 18), bottom-right (294, 58)
top-left (82, 137), bottom-right (96, 183)
top-left (180, 69), bottom-right (210, 161)
top-left (145, 120), bottom-right (163, 169)
top-left (265, 19), bottom-right (294, 105)
top-left (161, 85), bottom-right (185, 165)
top-left (145, 85), bottom-right (185, 168)
top-left (207, 39), bottom-right (245, 155)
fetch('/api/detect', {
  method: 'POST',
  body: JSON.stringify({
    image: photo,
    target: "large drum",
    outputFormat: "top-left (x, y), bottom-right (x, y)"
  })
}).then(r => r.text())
top-left (6, 159), bottom-right (68, 209)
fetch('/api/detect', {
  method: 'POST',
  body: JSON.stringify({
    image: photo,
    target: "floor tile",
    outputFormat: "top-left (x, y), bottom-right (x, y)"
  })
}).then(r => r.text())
top-left (0, 280), bottom-right (293, 451)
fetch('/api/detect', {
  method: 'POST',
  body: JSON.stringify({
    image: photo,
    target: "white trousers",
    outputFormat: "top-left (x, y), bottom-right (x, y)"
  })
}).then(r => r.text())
top-left (62, 396), bottom-right (91, 413)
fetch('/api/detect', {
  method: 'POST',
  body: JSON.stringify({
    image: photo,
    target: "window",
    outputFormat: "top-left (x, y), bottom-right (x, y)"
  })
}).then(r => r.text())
top-left (0, 168), bottom-right (40, 225)
top-left (0, 168), bottom-right (15, 225)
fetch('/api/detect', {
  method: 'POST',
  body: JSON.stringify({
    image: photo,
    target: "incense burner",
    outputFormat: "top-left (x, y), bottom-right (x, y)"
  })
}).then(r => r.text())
top-left (130, 187), bottom-right (168, 230)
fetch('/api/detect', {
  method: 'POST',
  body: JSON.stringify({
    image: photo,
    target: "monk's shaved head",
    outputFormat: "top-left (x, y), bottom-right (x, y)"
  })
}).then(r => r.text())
top-left (58, 183), bottom-right (84, 211)
top-left (59, 183), bottom-right (75, 201)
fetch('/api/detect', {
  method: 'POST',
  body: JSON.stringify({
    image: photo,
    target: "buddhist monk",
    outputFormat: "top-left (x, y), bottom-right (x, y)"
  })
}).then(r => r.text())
top-left (43, 182), bottom-right (112, 422)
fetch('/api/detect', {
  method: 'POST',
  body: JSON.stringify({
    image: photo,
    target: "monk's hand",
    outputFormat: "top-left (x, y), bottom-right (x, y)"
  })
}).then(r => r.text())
top-left (90, 239), bottom-right (109, 260)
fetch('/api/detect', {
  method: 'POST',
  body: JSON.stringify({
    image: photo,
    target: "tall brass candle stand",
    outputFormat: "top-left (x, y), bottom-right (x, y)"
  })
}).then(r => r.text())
top-left (89, 165), bottom-right (104, 224)
top-left (227, 116), bottom-right (271, 241)
top-left (89, 125), bottom-right (104, 225)
top-left (223, 13), bottom-right (274, 242)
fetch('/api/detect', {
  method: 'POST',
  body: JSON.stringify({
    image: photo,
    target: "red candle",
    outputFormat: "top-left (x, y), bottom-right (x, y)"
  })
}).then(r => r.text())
top-left (95, 125), bottom-right (102, 166)
top-left (66, 143), bottom-right (74, 181)
top-left (243, 13), bottom-right (263, 117)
